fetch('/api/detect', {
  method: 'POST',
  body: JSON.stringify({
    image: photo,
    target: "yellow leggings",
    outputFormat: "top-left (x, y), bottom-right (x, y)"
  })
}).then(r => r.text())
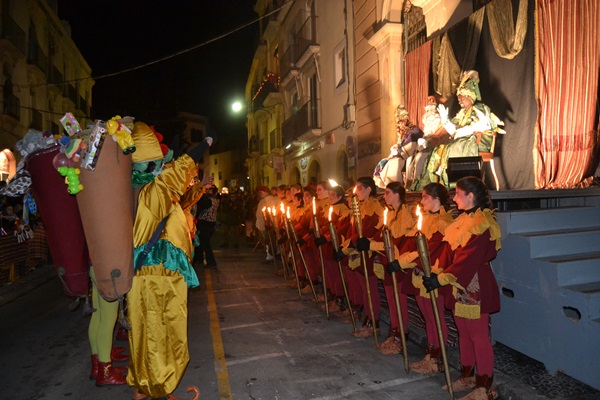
top-left (88, 267), bottom-right (119, 363)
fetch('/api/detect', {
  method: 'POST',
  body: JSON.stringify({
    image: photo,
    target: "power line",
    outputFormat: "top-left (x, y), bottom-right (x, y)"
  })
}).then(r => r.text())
top-left (17, 2), bottom-right (288, 90)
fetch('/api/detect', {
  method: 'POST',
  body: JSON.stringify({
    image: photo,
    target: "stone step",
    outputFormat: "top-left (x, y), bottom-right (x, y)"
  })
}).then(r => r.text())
top-left (537, 252), bottom-right (600, 287)
top-left (499, 207), bottom-right (600, 234)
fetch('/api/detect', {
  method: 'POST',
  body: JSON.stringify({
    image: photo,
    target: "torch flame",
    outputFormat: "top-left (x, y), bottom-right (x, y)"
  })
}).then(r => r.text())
top-left (353, 186), bottom-right (357, 195)
top-left (328, 179), bottom-right (339, 187)
top-left (262, 206), bottom-right (266, 212)
top-left (328, 206), bottom-right (333, 221)
top-left (286, 206), bottom-right (291, 219)
top-left (312, 197), bottom-right (316, 214)
top-left (271, 207), bottom-right (276, 216)
top-left (383, 208), bottom-right (388, 226)
top-left (416, 205), bottom-right (423, 231)
top-left (280, 202), bottom-right (285, 214)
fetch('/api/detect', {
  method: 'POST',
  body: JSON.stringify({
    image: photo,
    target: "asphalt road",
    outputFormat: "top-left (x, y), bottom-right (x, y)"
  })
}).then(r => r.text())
top-left (1, 241), bottom-right (590, 399)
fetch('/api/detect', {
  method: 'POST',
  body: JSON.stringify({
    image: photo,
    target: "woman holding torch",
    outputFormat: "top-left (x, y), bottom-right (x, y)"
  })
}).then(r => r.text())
top-left (401, 183), bottom-right (454, 372)
top-left (342, 177), bottom-right (385, 339)
top-left (374, 181), bottom-right (414, 355)
top-left (422, 177), bottom-right (501, 400)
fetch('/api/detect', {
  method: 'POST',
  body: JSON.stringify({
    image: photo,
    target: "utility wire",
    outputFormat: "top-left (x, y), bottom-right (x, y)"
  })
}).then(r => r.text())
top-left (18, 2), bottom-right (288, 90)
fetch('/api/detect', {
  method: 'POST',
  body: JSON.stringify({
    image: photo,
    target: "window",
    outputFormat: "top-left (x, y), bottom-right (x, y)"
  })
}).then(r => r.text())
top-left (214, 158), bottom-right (218, 165)
top-left (334, 44), bottom-right (346, 88)
top-left (218, 171), bottom-right (223, 180)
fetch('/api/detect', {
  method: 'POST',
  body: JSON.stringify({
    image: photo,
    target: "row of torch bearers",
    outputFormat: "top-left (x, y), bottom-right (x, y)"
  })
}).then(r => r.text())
top-left (261, 188), bottom-right (455, 399)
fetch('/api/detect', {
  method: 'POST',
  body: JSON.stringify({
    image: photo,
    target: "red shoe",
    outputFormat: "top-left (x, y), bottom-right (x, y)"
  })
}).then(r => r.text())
top-left (111, 347), bottom-right (129, 362)
top-left (90, 355), bottom-right (127, 380)
top-left (96, 361), bottom-right (127, 386)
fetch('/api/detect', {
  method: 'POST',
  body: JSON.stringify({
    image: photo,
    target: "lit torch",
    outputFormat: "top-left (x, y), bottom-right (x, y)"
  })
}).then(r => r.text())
top-left (350, 185), bottom-right (379, 345)
top-left (416, 206), bottom-right (454, 399)
top-left (328, 205), bottom-right (356, 331)
top-left (313, 198), bottom-right (329, 317)
top-left (381, 207), bottom-right (409, 373)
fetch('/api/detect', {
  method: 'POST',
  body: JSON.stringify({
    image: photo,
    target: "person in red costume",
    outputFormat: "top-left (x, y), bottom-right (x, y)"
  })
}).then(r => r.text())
top-left (422, 176), bottom-right (501, 400)
top-left (367, 181), bottom-right (414, 355)
top-left (340, 177), bottom-right (385, 339)
top-left (397, 183), bottom-right (454, 373)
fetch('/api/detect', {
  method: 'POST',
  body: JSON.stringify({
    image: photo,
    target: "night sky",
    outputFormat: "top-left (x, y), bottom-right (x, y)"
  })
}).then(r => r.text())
top-left (57, 0), bottom-right (259, 152)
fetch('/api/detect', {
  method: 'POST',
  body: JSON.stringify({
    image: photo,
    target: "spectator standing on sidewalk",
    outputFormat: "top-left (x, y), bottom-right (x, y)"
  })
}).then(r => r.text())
top-left (219, 191), bottom-right (243, 248)
top-left (194, 185), bottom-right (219, 268)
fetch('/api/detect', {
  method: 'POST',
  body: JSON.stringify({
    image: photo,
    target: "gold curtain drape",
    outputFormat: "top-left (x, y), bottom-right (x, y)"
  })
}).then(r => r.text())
top-left (534, 0), bottom-right (600, 188)
top-left (432, 8), bottom-right (485, 99)
top-left (487, 0), bottom-right (528, 59)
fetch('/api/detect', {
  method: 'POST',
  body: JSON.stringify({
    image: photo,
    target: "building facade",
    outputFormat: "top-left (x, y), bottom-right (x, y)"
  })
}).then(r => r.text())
top-left (0, 0), bottom-right (93, 180)
top-left (246, 0), bottom-right (357, 189)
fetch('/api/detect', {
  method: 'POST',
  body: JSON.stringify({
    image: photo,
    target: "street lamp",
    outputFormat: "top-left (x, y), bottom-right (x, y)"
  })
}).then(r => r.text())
top-left (231, 101), bottom-right (243, 113)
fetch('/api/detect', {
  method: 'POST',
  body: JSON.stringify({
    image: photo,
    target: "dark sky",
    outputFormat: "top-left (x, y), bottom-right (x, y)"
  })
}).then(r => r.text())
top-left (57, 0), bottom-right (259, 151)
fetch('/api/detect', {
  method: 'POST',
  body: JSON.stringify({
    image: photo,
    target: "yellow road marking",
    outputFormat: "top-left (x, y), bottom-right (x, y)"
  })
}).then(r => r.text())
top-left (205, 268), bottom-right (232, 397)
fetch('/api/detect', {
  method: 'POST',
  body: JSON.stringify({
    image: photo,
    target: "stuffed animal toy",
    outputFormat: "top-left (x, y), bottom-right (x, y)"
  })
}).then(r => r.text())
top-left (107, 116), bottom-right (136, 155)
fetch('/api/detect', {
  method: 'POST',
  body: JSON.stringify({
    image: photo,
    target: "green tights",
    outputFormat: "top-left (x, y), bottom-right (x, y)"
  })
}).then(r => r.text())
top-left (88, 267), bottom-right (119, 363)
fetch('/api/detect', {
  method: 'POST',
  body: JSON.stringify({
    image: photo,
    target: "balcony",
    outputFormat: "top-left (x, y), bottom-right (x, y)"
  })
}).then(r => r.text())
top-left (0, 16), bottom-right (26, 55)
top-left (27, 42), bottom-right (48, 75)
top-left (3, 94), bottom-right (20, 121)
top-left (252, 73), bottom-right (280, 111)
top-left (31, 109), bottom-right (43, 130)
top-left (294, 16), bottom-right (319, 68)
top-left (67, 84), bottom-right (78, 105)
top-left (280, 45), bottom-right (296, 83)
top-left (282, 98), bottom-right (321, 148)
top-left (248, 135), bottom-right (259, 155)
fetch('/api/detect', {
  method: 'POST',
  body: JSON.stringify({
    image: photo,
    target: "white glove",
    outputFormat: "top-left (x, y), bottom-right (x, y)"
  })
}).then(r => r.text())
top-left (444, 121), bottom-right (456, 136)
top-left (437, 104), bottom-right (449, 123)
top-left (417, 138), bottom-right (427, 150)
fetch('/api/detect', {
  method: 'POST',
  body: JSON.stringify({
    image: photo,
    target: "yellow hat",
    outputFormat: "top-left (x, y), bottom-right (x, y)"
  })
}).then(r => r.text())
top-left (131, 122), bottom-right (163, 163)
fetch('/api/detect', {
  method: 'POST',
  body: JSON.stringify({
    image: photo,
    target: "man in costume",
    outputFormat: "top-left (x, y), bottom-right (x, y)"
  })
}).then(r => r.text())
top-left (373, 106), bottom-right (424, 188)
top-left (128, 122), bottom-right (213, 400)
top-left (422, 70), bottom-right (504, 187)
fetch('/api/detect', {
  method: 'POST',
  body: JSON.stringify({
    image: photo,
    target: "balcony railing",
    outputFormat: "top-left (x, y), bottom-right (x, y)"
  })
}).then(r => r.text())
top-left (252, 73), bottom-right (279, 111)
top-left (27, 42), bottom-right (48, 75)
top-left (295, 16), bottom-right (317, 64)
top-left (3, 94), bottom-right (20, 121)
top-left (31, 109), bottom-right (42, 130)
top-left (280, 45), bottom-right (295, 81)
top-left (282, 98), bottom-right (320, 147)
top-left (248, 135), bottom-right (259, 154)
top-left (1, 16), bottom-right (26, 53)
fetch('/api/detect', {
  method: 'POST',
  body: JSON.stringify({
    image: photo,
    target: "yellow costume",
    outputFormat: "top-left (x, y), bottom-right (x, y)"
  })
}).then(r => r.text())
top-left (126, 122), bottom-right (200, 398)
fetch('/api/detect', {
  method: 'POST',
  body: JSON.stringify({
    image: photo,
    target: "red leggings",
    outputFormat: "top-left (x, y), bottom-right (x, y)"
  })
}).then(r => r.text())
top-left (453, 313), bottom-right (494, 375)
top-left (358, 273), bottom-right (381, 320)
top-left (384, 281), bottom-right (408, 334)
top-left (416, 294), bottom-right (448, 348)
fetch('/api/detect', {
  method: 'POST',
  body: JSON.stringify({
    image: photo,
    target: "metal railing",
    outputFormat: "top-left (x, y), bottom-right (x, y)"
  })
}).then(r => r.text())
top-left (295, 16), bottom-right (317, 63)
top-left (282, 98), bottom-right (320, 147)
top-left (3, 94), bottom-right (20, 120)
top-left (1, 16), bottom-right (26, 53)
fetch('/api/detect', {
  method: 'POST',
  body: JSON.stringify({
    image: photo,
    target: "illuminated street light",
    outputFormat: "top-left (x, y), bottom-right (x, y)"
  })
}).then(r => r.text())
top-left (232, 101), bottom-right (243, 112)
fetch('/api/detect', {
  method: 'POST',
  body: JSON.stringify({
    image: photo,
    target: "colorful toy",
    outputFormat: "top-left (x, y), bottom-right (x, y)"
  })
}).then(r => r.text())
top-left (58, 165), bottom-right (84, 194)
top-left (60, 113), bottom-right (82, 136)
top-left (107, 116), bottom-right (136, 155)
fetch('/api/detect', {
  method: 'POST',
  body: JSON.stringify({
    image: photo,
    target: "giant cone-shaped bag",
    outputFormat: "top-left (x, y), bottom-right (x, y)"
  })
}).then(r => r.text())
top-left (27, 146), bottom-right (90, 297)
top-left (77, 137), bottom-right (134, 301)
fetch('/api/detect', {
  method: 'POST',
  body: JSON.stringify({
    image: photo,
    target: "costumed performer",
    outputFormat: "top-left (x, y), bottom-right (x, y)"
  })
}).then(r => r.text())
top-left (422, 176), bottom-right (501, 400)
top-left (367, 181), bottom-right (414, 355)
top-left (128, 122), bottom-right (213, 400)
top-left (373, 106), bottom-right (424, 188)
top-left (255, 185), bottom-right (279, 261)
top-left (342, 177), bottom-right (385, 338)
top-left (407, 96), bottom-right (446, 190)
top-left (399, 183), bottom-right (454, 373)
top-left (421, 71), bottom-right (504, 187)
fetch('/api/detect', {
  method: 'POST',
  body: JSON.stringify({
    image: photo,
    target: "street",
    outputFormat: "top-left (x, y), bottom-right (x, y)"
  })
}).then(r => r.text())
top-left (3, 240), bottom-right (595, 399)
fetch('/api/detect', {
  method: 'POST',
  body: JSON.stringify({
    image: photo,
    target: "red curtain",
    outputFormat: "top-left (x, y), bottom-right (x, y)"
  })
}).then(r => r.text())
top-left (405, 40), bottom-right (432, 129)
top-left (534, 0), bottom-right (600, 188)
